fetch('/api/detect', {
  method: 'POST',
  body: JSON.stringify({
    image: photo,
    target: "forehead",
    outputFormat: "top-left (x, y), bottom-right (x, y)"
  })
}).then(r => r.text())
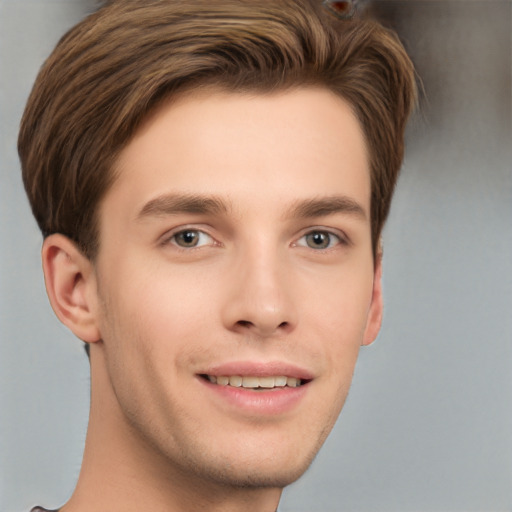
top-left (103, 87), bottom-right (370, 221)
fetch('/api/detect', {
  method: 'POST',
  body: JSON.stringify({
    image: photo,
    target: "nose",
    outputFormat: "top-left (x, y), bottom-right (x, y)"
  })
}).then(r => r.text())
top-left (221, 246), bottom-right (297, 338)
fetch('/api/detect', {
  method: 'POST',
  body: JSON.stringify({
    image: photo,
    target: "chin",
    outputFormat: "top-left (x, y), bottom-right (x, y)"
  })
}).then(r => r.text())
top-left (174, 432), bottom-right (325, 491)
top-left (202, 456), bottom-right (317, 490)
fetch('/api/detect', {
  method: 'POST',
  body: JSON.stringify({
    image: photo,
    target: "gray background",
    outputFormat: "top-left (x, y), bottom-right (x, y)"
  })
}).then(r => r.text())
top-left (1, 1), bottom-right (511, 511)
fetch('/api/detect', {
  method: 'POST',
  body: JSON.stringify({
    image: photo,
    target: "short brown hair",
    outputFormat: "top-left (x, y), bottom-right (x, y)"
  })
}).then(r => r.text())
top-left (18, 0), bottom-right (416, 259)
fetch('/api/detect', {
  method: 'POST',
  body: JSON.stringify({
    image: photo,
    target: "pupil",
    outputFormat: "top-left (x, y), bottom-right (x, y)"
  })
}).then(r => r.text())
top-left (179, 231), bottom-right (198, 246)
top-left (308, 232), bottom-right (329, 248)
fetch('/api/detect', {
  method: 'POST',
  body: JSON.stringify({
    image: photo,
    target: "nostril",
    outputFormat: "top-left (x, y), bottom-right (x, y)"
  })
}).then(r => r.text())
top-left (234, 319), bottom-right (290, 334)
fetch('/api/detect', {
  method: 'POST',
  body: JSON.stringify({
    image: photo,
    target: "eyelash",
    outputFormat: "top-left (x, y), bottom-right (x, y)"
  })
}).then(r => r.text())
top-left (295, 230), bottom-right (347, 250)
top-left (164, 228), bottom-right (216, 250)
top-left (163, 227), bottom-right (348, 251)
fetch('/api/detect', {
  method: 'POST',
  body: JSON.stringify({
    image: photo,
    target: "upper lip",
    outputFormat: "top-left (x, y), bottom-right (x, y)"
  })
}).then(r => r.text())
top-left (200, 361), bottom-right (314, 381)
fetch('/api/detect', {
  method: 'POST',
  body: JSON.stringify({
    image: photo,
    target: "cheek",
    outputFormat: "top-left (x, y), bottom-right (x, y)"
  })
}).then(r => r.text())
top-left (101, 257), bottom-right (209, 328)
top-left (97, 263), bottom-right (219, 387)
top-left (308, 269), bottom-right (374, 339)
top-left (96, 280), bottom-right (187, 429)
top-left (304, 269), bottom-right (374, 381)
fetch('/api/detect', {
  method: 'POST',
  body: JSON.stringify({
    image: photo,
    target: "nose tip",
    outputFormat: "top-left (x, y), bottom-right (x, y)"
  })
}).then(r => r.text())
top-left (221, 260), bottom-right (297, 339)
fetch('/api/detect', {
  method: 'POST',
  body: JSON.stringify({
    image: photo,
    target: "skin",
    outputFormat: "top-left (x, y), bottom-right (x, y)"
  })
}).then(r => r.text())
top-left (42, 87), bottom-right (383, 512)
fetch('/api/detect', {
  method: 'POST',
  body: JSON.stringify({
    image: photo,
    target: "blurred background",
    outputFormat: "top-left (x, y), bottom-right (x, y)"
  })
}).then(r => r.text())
top-left (1, 1), bottom-right (511, 510)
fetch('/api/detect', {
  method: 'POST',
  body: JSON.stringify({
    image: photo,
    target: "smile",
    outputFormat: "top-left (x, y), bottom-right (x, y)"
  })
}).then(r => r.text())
top-left (203, 375), bottom-right (302, 389)
top-left (198, 366), bottom-right (311, 414)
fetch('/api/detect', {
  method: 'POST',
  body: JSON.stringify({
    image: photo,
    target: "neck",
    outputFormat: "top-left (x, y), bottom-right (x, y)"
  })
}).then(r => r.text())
top-left (61, 347), bottom-right (282, 512)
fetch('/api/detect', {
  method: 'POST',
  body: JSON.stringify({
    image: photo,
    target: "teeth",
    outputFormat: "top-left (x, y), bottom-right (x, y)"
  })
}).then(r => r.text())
top-left (217, 376), bottom-right (229, 386)
top-left (258, 376), bottom-right (275, 388)
top-left (287, 377), bottom-right (299, 388)
top-left (274, 376), bottom-right (287, 387)
top-left (229, 376), bottom-right (243, 387)
top-left (242, 376), bottom-right (259, 388)
top-left (206, 375), bottom-right (302, 389)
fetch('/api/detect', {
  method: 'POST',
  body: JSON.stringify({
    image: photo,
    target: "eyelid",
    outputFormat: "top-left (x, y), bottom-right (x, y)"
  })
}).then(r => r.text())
top-left (293, 227), bottom-right (350, 249)
top-left (159, 225), bottom-right (218, 249)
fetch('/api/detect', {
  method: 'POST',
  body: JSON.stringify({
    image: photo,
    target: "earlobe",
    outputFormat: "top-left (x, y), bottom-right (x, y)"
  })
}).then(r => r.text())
top-left (362, 251), bottom-right (383, 346)
top-left (42, 234), bottom-right (101, 344)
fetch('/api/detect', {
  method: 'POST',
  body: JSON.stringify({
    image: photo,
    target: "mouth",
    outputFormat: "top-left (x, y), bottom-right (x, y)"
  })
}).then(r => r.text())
top-left (200, 374), bottom-right (306, 390)
top-left (197, 363), bottom-right (312, 414)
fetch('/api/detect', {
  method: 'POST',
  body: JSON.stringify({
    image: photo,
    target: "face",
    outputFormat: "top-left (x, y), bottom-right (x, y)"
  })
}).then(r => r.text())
top-left (91, 88), bottom-right (382, 489)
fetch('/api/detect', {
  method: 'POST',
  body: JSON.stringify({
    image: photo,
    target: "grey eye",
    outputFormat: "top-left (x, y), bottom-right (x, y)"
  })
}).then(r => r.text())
top-left (301, 231), bottom-right (340, 249)
top-left (172, 230), bottom-right (213, 248)
top-left (175, 230), bottom-right (199, 247)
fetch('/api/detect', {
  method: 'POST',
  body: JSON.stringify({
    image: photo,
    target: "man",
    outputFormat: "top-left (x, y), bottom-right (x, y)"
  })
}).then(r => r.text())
top-left (18, 0), bottom-right (416, 510)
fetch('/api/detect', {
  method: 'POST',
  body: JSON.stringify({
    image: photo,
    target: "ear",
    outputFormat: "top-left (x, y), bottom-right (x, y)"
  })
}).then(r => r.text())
top-left (42, 234), bottom-right (101, 344)
top-left (361, 251), bottom-right (383, 346)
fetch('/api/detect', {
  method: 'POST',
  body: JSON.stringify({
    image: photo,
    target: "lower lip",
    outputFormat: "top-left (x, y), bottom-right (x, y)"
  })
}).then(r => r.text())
top-left (198, 377), bottom-right (309, 416)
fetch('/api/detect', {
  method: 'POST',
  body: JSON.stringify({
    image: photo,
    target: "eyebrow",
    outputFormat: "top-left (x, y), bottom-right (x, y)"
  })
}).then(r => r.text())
top-left (136, 193), bottom-right (367, 222)
top-left (286, 196), bottom-right (367, 221)
top-left (137, 193), bottom-right (230, 219)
